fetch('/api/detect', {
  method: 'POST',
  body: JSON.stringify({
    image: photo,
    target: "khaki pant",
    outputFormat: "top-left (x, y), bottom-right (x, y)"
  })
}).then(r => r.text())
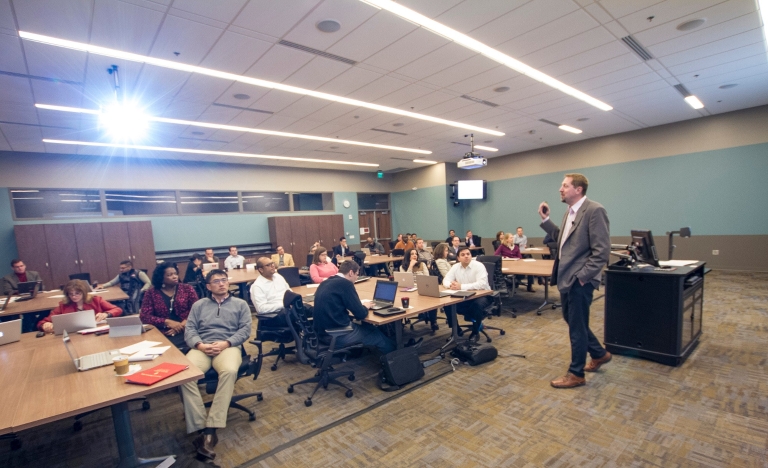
top-left (181, 346), bottom-right (242, 433)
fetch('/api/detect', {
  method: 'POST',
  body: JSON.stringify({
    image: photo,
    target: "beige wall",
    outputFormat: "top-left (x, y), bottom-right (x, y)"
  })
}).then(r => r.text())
top-left (0, 151), bottom-right (394, 193)
top-left (390, 162), bottom-right (447, 192)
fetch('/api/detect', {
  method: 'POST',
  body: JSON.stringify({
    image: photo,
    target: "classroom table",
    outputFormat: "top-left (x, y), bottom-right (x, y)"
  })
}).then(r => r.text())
top-left (0, 286), bottom-right (129, 318)
top-left (502, 259), bottom-right (558, 314)
top-left (363, 255), bottom-right (403, 265)
top-left (1, 328), bottom-right (203, 467)
top-left (223, 268), bottom-right (260, 301)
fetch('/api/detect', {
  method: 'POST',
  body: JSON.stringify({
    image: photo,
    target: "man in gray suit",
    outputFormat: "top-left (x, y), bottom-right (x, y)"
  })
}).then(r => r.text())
top-left (539, 173), bottom-right (611, 388)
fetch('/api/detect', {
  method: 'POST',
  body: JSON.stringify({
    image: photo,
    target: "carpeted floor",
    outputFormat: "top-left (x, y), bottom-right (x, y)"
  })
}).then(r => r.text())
top-left (2, 270), bottom-right (766, 467)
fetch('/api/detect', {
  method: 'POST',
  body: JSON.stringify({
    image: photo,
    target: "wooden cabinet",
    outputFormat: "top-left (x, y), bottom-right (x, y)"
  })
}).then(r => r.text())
top-left (14, 221), bottom-right (156, 288)
top-left (268, 215), bottom-right (344, 268)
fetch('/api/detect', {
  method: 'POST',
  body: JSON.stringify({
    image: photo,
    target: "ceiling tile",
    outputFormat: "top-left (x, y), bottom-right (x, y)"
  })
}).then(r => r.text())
top-left (470, 0), bottom-right (580, 47)
top-left (496, 9), bottom-right (599, 58)
top-left (23, 41), bottom-right (87, 83)
top-left (282, 0), bottom-right (378, 51)
top-left (657, 28), bottom-right (764, 66)
top-left (644, 13), bottom-right (761, 58)
top-left (326, 11), bottom-right (418, 62)
top-left (597, 0), bottom-right (663, 19)
top-left (619, 0), bottom-right (745, 37)
top-left (0, 33), bottom-right (26, 74)
top-left (0, 74), bottom-right (33, 105)
top-left (422, 54), bottom-right (497, 88)
top-left (282, 57), bottom-right (351, 90)
top-left (14, 0), bottom-right (92, 42)
top-left (199, 31), bottom-right (272, 75)
top-left (316, 66), bottom-right (381, 96)
top-left (245, 43), bottom-right (314, 82)
top-left (171, 0), bottom-right (249, 23)
top-left (233, 0), bottom-right (323, 39)
top-left (395, 43), bottom-right (475, 81)
top-left (149, 14), bottom-right (224, 64)
top-left (363, 28), bottom-right (449, 71)
top-left (667, 43), bottom-right (767, 77)
top-left (91, 0), bottom-right (165, 54)
top-left (436, 0), bottom-right (530, 34)
top-left (347, 75), bottom-right (410, 102)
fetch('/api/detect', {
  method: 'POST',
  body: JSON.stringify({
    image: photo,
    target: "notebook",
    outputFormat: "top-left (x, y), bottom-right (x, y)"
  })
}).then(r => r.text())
top-left (125, 362), bottom-right (189, 386)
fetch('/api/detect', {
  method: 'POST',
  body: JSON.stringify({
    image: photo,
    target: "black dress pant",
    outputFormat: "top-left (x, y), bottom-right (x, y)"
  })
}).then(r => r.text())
top-left (453, 296), bottom-right (492, 332)
top-left (560, 281), bottom-right (606, 378)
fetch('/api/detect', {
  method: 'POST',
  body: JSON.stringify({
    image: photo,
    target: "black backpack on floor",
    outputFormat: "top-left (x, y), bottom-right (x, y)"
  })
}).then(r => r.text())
top-left (452, 341), bottom-right (498, 366)
top-left (379, 346), bottom-right (424, 391)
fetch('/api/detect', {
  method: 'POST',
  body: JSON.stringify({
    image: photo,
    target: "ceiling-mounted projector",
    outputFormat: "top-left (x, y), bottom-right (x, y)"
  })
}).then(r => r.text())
top-left (457, 133), bottom-right (487, 169)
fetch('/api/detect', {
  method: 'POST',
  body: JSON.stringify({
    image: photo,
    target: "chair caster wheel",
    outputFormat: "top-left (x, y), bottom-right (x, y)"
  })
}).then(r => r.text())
top-left (11, 439), bottom-right (22, 450)
top-left (257, 394), bottom-right (264, 401)
top-left (537, 311), bottom-right (542, 316)
top-left (500, 330), bottom-right (506, 335)
top-left (552, 305), bottom-right (557, 309)
top-left (248, 413), bottom-right (256, 421)
top-left (348, 374), bottom-right (355, 381)
top-left (304, 399), bottom-right (312, 407)
top-left (270, 364), bottom-right (277, 371)
top-left (142, 401), bottom-right (150, 410)
top-left (345, 390), bottom-right (353, 398)
top-left (73, 421), bottom-right (83, 432)
top-left (287, 386), bottom-right (294, 394)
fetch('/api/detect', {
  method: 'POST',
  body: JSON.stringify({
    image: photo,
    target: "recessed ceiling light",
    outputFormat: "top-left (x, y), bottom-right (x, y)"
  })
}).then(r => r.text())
top-left (357, 1), bottom-right (612, 112)
top-left (35, 103), bottom-right (432, 154)
top-left (413, 159), bottom-right (437, 164)
top-left (718, 84), bottom-right (738, 89)
top-left (493, 86), bottom-right (510, 93)
top-left (233, 93), bottom-right (250, 100)
top-left (43, 139), bottom-right (380, 167)
top-left (483, 140), bottom-right (492, 143)
top-left (676, 18), bottom-right (706, 31)
top-left (558, 125), bottom-right (582, 134)
top-left (684, 95), bottom-right (704, 109)
top-left (474, 145), bottom-right (498, 152)
top-left (576, 117), bottom-right (589, 122)
top-left (316, 19), bottom-right (341, 33)
top-left (392, 123), bottom-right (404, 127)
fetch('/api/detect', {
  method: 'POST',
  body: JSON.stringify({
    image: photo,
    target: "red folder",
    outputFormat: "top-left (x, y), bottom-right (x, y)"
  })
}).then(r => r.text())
top-left (125, 362), bottom-right (189, 386)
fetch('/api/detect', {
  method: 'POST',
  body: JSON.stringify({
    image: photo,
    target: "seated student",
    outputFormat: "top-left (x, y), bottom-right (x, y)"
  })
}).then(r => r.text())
top-left (399, 249), bottom-right (430, 275)
top-left (465, 230), bottom-right (477, 247)
top-left (100, 259), bottom-right (151, 315)
top-left (492, 231), bottom-right (505, 251)
top-left (309, 247), bottom-right (339, 283)
top-left (363, 237), bottom-right (387, 277)
top-left (2, 258), bottom-right (44, 295)
top-left (181, 269), bottom-right (252, 460)
top-left (202, 248), bottom-right (219, 266)
top-left (140, 262), bottom-right (199, 348)
top-left (494, 233), bottom-right (522, 259)
top-left (410, 233), bottom-right (418, 245)
top-left (332, 237), bottom-right (354, 264)
top-left (313, 260), bottom-right (395, 354)
top-left (394, 233), bottom-right (414, 251)
top-left (442, 247), bottom-right (493, 340)
top-left (445, 229), bottom-right (456, 243)
top-left (271, 245), bottom-right (295, 268)
top-left (364, 237), bottom-right (385, 255)
top-left (414, 238), bottom-right (433, 266)
top-left (224, 246), bottom-right (245, 270)
top-left (250, 257), bottom-right (290, 327)
top-left (38, 280), bottom-right (122, 333)
top-left (433, 243), bottom-right (451, 279)
top-left (183, 254), bottom-right (205, 288)
top-left (309, 241), bottom-right (321, 255)
top-left (447, 236), bottom-right (461, 261)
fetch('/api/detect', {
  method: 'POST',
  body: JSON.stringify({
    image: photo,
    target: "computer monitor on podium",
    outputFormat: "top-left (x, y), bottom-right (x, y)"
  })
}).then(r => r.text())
top-left (630, 230), bottom-right (659, 267)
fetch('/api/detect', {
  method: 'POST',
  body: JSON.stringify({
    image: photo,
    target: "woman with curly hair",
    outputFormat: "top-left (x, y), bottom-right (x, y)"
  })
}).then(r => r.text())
top-left (140, 262), bottom-right (199, 348)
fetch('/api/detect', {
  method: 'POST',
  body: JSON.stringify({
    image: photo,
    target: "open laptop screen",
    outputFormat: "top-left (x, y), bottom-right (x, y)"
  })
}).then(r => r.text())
top-left (372, 280), bottom-right (398, 303)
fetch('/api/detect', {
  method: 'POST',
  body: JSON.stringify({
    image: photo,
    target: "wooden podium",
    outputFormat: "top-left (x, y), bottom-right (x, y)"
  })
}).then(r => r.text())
top-left (604, 262), bottom-right (705, 366)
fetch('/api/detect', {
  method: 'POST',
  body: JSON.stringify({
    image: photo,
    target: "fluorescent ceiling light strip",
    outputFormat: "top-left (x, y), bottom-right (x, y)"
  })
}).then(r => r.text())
top-left (358, 0), bottom-right (613, 112)
top-left (35, 103), bottom-right (432, 154)
top-left (20, 31), bottom-right (503, 136)
top-left (760, 0), bottom-right (768, 48)
top-left (413, 159), bottom-right (437, 164)
top-left (558, 125), bottom-right (583, 134)
top-left (684, 95), bottom-right (704, 109)
top-left (42, 139), bottom-right (380, 167)
top-left (474, 145), bottom-right (498, 152)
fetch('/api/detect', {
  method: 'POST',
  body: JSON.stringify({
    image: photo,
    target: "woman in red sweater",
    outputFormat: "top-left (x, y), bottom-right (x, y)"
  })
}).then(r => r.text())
top-left (39, 279), bottom-right (122, 332)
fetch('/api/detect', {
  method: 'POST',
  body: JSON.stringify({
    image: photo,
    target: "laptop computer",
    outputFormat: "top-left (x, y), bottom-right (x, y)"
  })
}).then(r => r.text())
top-left (354, 275), bottom-right (371, 283)
top-left (53, 310), bottom-right (97, 335)
top-left (107, 316), bottom-right (143, 337)
top-left (62, 330), bottom-right (120, 371)
top-left (202, 263), bottom-right (218, 272)
top-left (393, 271), bottom-right (415, 288)
top-left (369, 280), bottom-right (398, 310)
top-left (416, 275), bottom-right (455, 298)
top-left (15, 281), bottom-right (41, 302)
top-left (361, 247), bottom-right (371, 255)
top-left (0, 319), bottom-right (21, 346)
top-left (0, 289), bottom-right (13, 312)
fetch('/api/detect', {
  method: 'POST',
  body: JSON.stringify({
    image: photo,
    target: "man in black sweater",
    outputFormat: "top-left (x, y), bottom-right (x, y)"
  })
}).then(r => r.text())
top-left (313, 260), bottom-right (395, 354)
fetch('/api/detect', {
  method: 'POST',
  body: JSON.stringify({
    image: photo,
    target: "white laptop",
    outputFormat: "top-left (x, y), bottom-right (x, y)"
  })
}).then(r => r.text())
top-left (62, 330), bottom-right (120, 371)
top-left (416, 275), bottom-right (454, 298)
top-left (361, 247), bottom-right (371, 255)
top-left (202, 263), bottom-right (218, 272)
top-left (393, 271), bottom-right (415, 288)
top-left (52, 310), bottom-right (97, 335)
top-left (0, 319), bottom-right (21, 346)
top-left (107, 316), bottom-right (143, 337)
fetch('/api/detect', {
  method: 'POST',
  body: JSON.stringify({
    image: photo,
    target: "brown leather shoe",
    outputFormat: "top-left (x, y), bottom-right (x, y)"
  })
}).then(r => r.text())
top-left (585, 351), bottom-right (612, 372)
top-left (550, 372), bottom-right (586, 388)
top-left (193, 434), bottom-right (216, 460)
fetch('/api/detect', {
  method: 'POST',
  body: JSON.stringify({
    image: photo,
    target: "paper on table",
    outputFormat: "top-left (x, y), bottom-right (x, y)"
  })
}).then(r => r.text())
top-left (119, 340), bottom-right (162, 355)
top-left (306, 283), bottom-right (320, 289)
top-left (132, 346), bottom-right (171, 358)
top-left (523, 259), bottom-right (536, 262)
top-left (658, 260), bottom-right (699, 267)
top-left (503, 257), bottom-right (519, 261)
top-left (48, 294), bottom-right (65, 298)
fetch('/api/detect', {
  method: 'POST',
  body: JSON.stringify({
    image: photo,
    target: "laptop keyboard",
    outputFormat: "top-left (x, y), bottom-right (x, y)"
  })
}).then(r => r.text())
top-left (79, 351), bottom-right (114, 370)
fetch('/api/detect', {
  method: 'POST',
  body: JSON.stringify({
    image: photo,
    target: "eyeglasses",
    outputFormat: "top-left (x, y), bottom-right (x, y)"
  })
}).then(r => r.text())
top-left (209, 278), bottom-right (229, 285)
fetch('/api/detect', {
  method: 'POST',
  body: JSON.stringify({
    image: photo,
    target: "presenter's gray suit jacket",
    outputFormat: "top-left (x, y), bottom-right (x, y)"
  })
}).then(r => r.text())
top-left (540, 198), bottom-right (610, 293)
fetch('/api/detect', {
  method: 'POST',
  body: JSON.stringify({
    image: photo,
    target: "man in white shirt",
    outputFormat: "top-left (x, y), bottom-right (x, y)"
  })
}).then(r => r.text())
top-left (442, 247), bottom-right (492, 339)
top-left (224, 246), bottom-right (245, 270)
top-left (513, 227), bottom-right (528, 250)
top-left (250, 257), bottom-right (290, 326)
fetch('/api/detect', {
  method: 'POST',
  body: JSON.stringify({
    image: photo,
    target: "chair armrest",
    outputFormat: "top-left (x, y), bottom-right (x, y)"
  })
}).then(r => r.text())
top-left (255, 313), bottom-right (278, 320)
top-left (325, 325), bottom-right (354, 337)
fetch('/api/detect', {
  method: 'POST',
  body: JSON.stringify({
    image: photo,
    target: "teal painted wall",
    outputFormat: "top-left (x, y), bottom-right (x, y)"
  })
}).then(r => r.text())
top-left (461, 142), bottom-right (768, 239)
top-left (0, 189), bottom-right (19, 267)
top-left (391, 185), bottom-right (449, 239)
top-left (333, 192), bottom-right (360, 244)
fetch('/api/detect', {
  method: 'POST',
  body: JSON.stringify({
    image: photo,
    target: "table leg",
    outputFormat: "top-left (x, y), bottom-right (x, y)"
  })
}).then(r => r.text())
top-left (439, 304), bottom-right (459, 356)
top-left (536, 278), bottom-right (561, 315)
top-left (239, 283), bottom-right (249, 303)
top-left (394, 320), bottom-right (404, 349)
top-left (112, 401), bottom-right (174, 468)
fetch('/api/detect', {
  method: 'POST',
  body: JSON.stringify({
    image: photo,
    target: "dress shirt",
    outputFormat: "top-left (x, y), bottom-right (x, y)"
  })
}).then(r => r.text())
top-left (513, 234), bottom-right (528, 249)
top-left (558, 196), bottom-right (587, 258)
top-left (417, 248), bottom-right (433, 265)
top-left (442, 260), bottom-right (490, 291)
top-left (465, 236), bottom-right (475, 247)
top-left (250, 273), bottom-right (289, 314)
top-left (224, 255), bottom-right (245, 269)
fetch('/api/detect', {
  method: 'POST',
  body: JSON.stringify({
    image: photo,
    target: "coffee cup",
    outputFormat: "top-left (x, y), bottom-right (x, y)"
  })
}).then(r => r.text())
top-left (113, 356), bottom-right (130, 375)
top-left (401, 297), bottom-right (410, 308)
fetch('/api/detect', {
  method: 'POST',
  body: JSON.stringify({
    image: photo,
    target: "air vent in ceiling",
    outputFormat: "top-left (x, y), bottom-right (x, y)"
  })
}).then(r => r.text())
top-left (0, 70), bottom-right (83, 86)
top-left (621, 35), bottom-right (653, 61)
top-left (0, 120), bottom-right (75, 130)
top-left (389, 157), bottom-right (414, 161)
top-left (371, 128), bottom-right (407, 136)
top-left (278, 40), bottom-right (358, 65)
top-left (673, 84), bottom-right (692, 97)
top-left (211, 103), bottom-right (273, 114)
top-left (539, 119), bottom-right (560, 127)
top-left (314, 149), bottom-right (348, 154)
top-left (178, 136), bottom-right (230, 144)
top-left (450, 141), bottom-right (470, 147)
top-left (460, 94), bottom-right (499, 107)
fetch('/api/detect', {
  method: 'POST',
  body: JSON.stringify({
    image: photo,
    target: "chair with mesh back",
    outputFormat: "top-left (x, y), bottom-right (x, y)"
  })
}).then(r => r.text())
top-left (477, 255), bottom-right (515, 318)
top-left (457, 262), bottom-right (507, 342)
top-left (69, 273), bottom-right (91, 285)
top-left (391, 249), bottom-right (404, 271)
top-left (278, 266), bottom-right (302, 288)
top-left (196, 344), bottom-right (264, 421)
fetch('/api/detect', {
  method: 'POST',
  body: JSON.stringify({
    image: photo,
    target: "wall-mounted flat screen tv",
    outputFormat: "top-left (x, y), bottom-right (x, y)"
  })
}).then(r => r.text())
top-left (457, 180), bottom-right (487, 200)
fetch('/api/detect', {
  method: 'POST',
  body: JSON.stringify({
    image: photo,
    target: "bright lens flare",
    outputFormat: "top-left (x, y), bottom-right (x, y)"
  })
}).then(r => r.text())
top-left (99, 103), bottom-right (149, 141)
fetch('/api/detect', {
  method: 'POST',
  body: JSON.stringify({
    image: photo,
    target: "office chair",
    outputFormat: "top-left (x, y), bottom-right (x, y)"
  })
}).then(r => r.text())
top-left (352, 251), bottom-right (366, 269)
top-left (197, 344), bottom-right (264, 421)
top-left (457, 262), bottom-right (507, 342)
top-left (431, 241), bottom-right (439, 248)
top-left (477, 255), bottom-right (516, 318)
top-left (69, 273), bottom-right (92, 284)
top-left (492, 240), bottom-right (501, 251)
top-left (391, 248), bottom-right (404, 271)
top-left (284, 291), bottom-right (362, 407)
top-left (388, 240), bottom-right (396, 250)
top-left (306, 254), bottom-right (313, 267)
top-left (279, 266), bottom-right (302, 287)
top-left (252, 309), bottom-right (296, 372)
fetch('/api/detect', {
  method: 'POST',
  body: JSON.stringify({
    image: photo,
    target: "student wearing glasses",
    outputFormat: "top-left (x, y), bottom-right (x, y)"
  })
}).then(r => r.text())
top-left (38, 279), bottom-right (122, 333)
top-left (250, 257), bottom-right (290, 326)
top-left (181, 269), bottom-right (252, 460)
top-left (140, 262), bottom-right (199, 348)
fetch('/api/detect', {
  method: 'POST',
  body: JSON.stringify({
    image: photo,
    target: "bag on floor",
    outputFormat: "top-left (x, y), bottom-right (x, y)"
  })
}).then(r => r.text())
top-left (452, 341), bottom-right (498, 366)
top-left (379, 346), bottom-right (424, 392)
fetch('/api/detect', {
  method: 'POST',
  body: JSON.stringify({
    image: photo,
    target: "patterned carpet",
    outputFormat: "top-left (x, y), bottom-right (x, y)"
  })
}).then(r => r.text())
top-left (2, 270), bottom-right (766, 467)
